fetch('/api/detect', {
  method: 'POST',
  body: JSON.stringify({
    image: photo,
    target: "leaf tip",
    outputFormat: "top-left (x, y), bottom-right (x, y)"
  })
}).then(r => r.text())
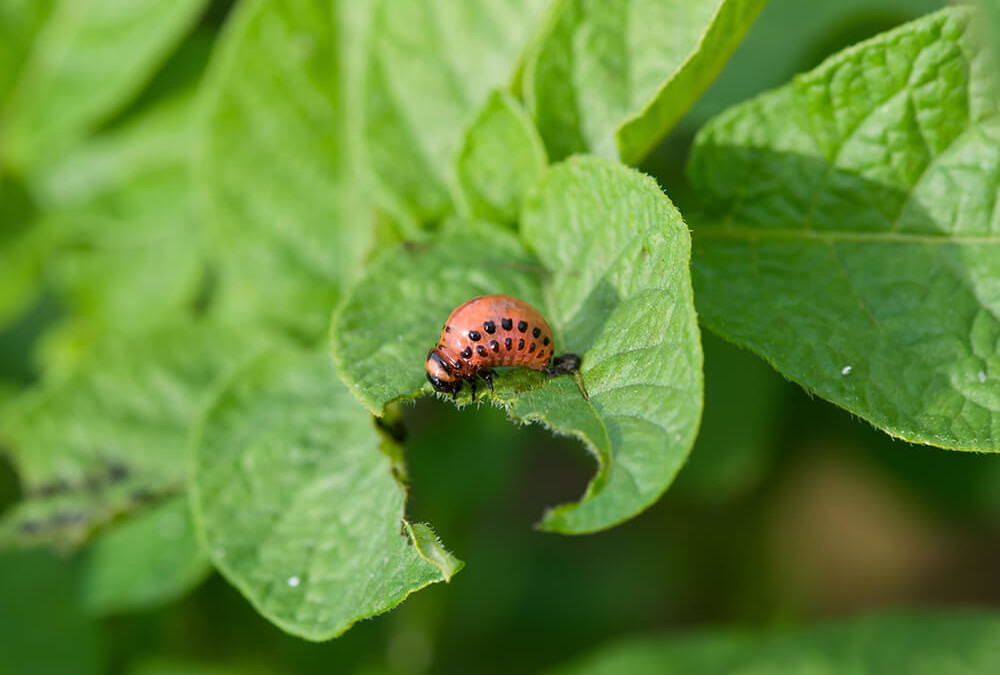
top-left (403, 520), bottom-right (463, 582)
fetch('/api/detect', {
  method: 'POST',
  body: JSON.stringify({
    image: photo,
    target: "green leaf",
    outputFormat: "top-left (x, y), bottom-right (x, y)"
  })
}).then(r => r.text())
top-left (333, 157), bottom-right (703, 533)
top-left (689, 7), bottom-right (1000, 451)
top-left (195, 0), bottom-right (372, 341)
top-left (521, 157), bottom-right (703, 531)
top-left (332, 221), bottom-right (546, 413)
top-left (525, 0), bottom-right (766, 163)
top-left (0, 0), bottom-right (55, 107)
top-left (79, 494), bottom-right (211, 616)
top-left (0, 173), bottom-right (44, 330)
top-left (0, 549), bottom-right (101, 675)
top-left (550, 611), bottom-right (1000, 675)
top-left (189, 348), bottom-right (460, 641)
top-left (128, 660), bottom-right (275, 675)
top-left (2, 0), bottom-right (207, 170)
top-left (0, 320), bottom-right (264, 549)
top-left (454, 91), bottom-right (548, 226)
top-left (364, 0), bottom-right (552, 220)
top-left (33, 94), bottom-right (202, 336)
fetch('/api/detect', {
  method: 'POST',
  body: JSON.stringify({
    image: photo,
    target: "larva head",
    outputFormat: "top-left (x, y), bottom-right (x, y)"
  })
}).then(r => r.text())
top-left (425, 349), bottom-right (460, 394)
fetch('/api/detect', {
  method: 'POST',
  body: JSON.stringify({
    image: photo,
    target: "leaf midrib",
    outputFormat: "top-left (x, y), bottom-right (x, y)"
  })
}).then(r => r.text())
top-left (695, 224), bottom-right (1000, 245)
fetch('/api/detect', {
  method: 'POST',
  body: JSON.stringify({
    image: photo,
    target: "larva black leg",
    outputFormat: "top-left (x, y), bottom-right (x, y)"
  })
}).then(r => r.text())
top-left (469, 378), bottom-right (477, 402)
top-left (546, 353), bottom-right (581, 377)
top-left (481, 369), bottom-right (494, 393)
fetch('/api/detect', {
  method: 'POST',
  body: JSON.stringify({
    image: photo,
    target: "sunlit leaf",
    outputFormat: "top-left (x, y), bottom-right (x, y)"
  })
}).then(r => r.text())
top-left (333, 157), bottom-right (702, 533)
top-left (190, 348), bottom-right (461, 641)
top-left (690, 7), bottom-right (1000, 451)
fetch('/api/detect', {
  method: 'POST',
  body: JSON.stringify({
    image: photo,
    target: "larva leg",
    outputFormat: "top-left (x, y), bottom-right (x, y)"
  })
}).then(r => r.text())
top-left (480, 369), bottom-right (495, 393)
top-left (469, 377), bottom-right (477, 402)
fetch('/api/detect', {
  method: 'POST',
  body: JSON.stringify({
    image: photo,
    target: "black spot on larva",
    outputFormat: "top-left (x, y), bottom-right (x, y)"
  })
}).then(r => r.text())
top-left (543, 336), bottom-right (550, 346)
top-left (445, 326), bottom-right (451, 333)
top-left (505, 337), bottom-right (513, 350)
top-left (502, 318), bottom-right (513, 330)
top-left (518, 338), bottom-right (525, 350)
top-left (468, 330), bottom-right (481, 341)
top-left (461, 346), bottom-right (473, 358)
top-left (532, 327), bottom-right (541, 338)
top-left (529, 343), bottom-right (536, 353)
top-left (454, 360), bottom-right (463, 370)
top-left (489, 340), bottom-right (499, 352)
top-left (517, 320), bottom-right (528, 333)
top-left (483, 320), bottom-right (495, 334)
top-left (476, 345), bottom-right (488, 357)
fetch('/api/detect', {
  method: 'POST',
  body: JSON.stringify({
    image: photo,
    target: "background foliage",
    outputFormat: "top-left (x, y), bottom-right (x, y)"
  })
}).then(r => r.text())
top-left (3, 0), bottom-right (1000, 673)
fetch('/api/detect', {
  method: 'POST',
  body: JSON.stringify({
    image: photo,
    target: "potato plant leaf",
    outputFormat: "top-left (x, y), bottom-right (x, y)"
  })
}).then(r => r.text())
top-left (33, 95), bottom-right (202, 341)
top-left (454, 90), bottom-right (548, 226)
top-left (525, 0), bottom-right (767, 163)
top-left (79, 495), bottom-right (211, 616)
top-left (189, 348), bottom-right (460, 641)
top-left (364, 0), bottom-right (551, 220)
top-left (551, 611), bottom-right (1000, 675)
top-left (2, 0), bottom-right (206, 170)
top-left (0, 321), bottom-right (264, 549)
top-left (333, 157), bottom-right (702, 533)
top-left (689, 7), bottom-right (1000, 451)
top-left (195, 0), bottom-right (372, 341)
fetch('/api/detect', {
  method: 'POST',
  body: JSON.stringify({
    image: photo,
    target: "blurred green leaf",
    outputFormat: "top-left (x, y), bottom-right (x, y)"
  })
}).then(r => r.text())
top-left (196, 0), bottom-right (372, 341)
top-left (79, 494), bottom-right (211, 616)
top-left (2, 0), bottom-right (207, 170)
top-left (190, 348), bottom-right (460, 641)
top-left (333, 158), bottom-right (702, 533)
top-left (550, 611), bottom-right (1000, 675)
top-left (32, 94), bottom-right (202, 340)
top-left (128, 660), bottom-right (276, 675)
top-left (454, 91), bottom-right (548, 226)
top-left (690, 7), bottom-right (1000, 451)
top-left (526, 0), bottom-right (766, 163)
top-left (0, 174), bottom-right (45, 330)
top-left (365, 0), bottom-right (551, 220)
top-left (0, 548), bottom-right (101, 675)
top-left (0, 0), bottom-right (55, 108)
top-left (0, 320), bottom-right (265, 549)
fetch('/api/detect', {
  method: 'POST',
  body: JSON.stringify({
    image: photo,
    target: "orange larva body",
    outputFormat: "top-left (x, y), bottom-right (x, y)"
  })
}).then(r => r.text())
top-left (425, 295), bottom-right (579, 400)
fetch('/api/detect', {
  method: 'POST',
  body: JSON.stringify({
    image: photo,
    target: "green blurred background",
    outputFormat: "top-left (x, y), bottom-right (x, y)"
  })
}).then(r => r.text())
top-left (5, 0), bottom-right (1000, 673)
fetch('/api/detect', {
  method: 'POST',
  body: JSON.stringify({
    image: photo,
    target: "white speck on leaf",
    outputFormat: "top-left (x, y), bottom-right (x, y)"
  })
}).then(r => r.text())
top-left (841, 366), bottom-right (852, 376)
top-left (979, 371), bottom-right (987, 383)
top-left (287, 576), bottom-right (301, 588)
